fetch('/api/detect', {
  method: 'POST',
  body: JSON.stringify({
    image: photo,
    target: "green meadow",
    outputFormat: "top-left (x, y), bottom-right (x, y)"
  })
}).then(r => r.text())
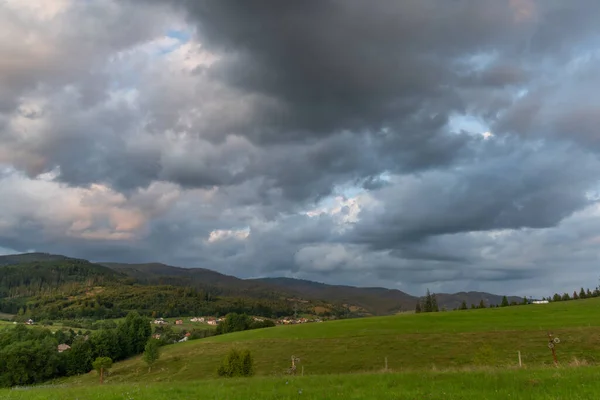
top-left (2, 298), bottom-right (599, 398)
top-left (3, 367), bottom-right (600, 400)
top-left (60, 298), bottom-right (600, 385)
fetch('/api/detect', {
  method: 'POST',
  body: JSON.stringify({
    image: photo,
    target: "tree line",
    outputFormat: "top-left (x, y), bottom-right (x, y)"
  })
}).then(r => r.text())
top-left (0, 311), bottom-right (150, 388)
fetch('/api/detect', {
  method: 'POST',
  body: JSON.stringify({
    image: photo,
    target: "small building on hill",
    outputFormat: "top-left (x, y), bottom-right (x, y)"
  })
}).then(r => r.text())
top-left (57, 344), bottom-right (71, 353)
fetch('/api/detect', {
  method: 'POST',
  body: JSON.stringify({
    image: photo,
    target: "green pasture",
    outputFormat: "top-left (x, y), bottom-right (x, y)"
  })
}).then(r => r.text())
top-left (4, 366), bottom-right (600, 400)
top-left (61, 298), bottom-right (600, 384)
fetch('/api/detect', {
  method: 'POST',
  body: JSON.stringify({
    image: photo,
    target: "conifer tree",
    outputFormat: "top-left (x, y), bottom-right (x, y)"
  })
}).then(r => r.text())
top-left (423, 289), bottom-right (434, 313)
top-left (579, 288), bottom-right (586, 299)
top-left (415, 301), bottom-right (422, 314)
top-left (478, 299), bottom-right (486, 309)
top-left (459, 300), bottom-right (467, 310)
top-left (501, 296), bottom-right (509, 307)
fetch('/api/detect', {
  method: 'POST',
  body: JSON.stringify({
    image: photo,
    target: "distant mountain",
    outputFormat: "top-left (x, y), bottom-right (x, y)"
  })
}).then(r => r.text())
top-left (252, 277), bottom-right (416, 314)
top-left (0, 253), bottom-right (523, 316)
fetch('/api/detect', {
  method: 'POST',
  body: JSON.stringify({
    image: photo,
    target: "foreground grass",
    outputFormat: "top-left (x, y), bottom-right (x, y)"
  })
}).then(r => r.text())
top-left (63, 298), bottom-right (600, 384)
top-left (4, 366), bottom-right (600, 399)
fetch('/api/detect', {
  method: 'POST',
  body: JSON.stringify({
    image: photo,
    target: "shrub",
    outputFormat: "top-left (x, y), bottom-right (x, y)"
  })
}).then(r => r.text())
top-left (217, 349), bottom-right (254, 377)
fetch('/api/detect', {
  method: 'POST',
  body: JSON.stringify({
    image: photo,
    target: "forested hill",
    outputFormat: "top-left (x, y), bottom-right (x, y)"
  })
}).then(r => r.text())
top-left (0, 253), bottom-right (523, 318)
top-left (0, 258), bottom-right (124, 298)
top-left (0, 252), bottom-right (71, 266)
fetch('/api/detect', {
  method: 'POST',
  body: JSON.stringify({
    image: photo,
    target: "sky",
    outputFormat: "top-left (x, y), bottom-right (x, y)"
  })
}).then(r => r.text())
top-left (1, 0), bottom-right (600, 297)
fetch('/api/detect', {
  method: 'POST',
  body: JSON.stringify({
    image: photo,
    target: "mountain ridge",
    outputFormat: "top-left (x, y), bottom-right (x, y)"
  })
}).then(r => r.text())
top-left (0, 252), bottom-right (522, 315)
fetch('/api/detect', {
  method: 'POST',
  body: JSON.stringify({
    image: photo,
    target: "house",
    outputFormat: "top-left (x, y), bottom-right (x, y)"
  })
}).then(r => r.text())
top-left (175, 320), bottom-right (183, 325)
top-left (25, 319), bottom-right (34, 325)
top-left (153, 318), bottom-right (167, 325)
top-left (253, 317), bottom-right (265, 322)
top-left (207, 320), bottom-right (219, 326)
top-left (190, 317), bottom-right (205, 322)
top-left (57, 344), bottom-right (71, 353)
top-left (532, 300), bottom-right (549, 304)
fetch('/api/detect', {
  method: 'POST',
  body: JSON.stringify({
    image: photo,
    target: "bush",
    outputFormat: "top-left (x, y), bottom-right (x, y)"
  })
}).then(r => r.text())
top-left (217, 349), bottom-right (254, 377)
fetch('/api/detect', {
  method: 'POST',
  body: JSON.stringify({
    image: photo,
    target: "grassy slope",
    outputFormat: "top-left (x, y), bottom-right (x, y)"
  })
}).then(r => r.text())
top-left (63, 298), bottom-right (600, 384)
top-left (4, 367), bottom-right (600, 399)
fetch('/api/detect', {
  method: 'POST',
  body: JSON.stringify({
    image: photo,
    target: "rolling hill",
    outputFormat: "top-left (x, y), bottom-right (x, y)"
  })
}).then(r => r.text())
top-left (60, 297), bottom-right (600, 385)
top-left (0, 252), bottom-right (523, 316)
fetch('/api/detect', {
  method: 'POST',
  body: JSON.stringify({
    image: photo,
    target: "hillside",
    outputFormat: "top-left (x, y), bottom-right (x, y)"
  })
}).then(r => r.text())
top-left (0, 252), bottom-right (523, 317)
top-left (253, 277), bottom-right (416, 314)
top-left (101, 260), bottom-right (521, 313)
top-left (0, 252), bottom-right (71, 266)
top-left (62, 297), bottom-right (600, 384)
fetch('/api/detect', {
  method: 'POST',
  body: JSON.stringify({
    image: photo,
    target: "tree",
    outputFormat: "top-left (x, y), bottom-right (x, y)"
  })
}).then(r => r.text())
top-left (579, 288), bottom-right (586, 299)
top-left (501, 296), bottom-right (509, 307)
top-left (553, 293), bottom-right (562, 302)
top-left (143, 339), bottom-right (160, 372)
top-left (216, 313), bottom-right (252, 334)
top-left (459, 300), bottom-right (467, 310)
top-left (478, 300), bottom-right (486, 309)
top-left (415, 301), bottom-right (422, 313)
top-left (562, 293), bottom-right (571, 301)
top-left (66, 336), bottom-right (93, 376)
top-left (573, 291), bottom-right (579, 300)
top-left (92, 357), bottom-right (112, 384)
top-left (423, 289), bottom-right (439, 313)
top-left (217, 349), bottom-right (254, 377)
top-left (522, 296), bottom-right (528, 305)
top-left (117, 312), bottom-right (151, 358)
top-left (91, 328), bottom-right (120, 361)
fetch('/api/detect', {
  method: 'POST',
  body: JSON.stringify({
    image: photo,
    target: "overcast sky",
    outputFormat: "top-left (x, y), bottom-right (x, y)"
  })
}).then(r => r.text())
top-left (1, 0), bottom-right (599, 297)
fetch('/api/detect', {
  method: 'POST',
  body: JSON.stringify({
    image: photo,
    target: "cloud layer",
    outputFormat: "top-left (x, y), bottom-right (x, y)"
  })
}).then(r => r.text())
top-left (1, 0), bottom-right (600, 296)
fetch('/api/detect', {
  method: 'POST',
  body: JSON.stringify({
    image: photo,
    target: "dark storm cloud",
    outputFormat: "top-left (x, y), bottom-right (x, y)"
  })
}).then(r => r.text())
top-left (350, 139), bottom-right (600, 250)
top-left (2, 0), bottom-right (600, 296)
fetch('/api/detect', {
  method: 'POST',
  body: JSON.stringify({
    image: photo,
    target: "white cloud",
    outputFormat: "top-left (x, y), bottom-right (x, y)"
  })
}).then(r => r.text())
top-left (208, 228), bottom-right (250, 243)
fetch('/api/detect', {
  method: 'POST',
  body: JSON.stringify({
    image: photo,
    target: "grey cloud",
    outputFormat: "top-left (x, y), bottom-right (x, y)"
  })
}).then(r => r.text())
top-left (350, 139), bottom-right (600, 249)
top-left (3, 0), bottom-right (600, 296)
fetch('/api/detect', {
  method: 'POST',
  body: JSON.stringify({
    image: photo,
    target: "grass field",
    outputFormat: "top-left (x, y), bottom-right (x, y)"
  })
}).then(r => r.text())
top-left (61, 298), bottom-right (600, 385)
top-left (0, 312), bottom-right (14, 321)
top-left (3, 366), bottom-right (600, 399)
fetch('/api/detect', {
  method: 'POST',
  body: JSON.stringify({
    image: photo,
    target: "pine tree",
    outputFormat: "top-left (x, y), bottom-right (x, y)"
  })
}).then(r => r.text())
top-left (478, 300), bottom-right (486, 309)
top-left (424, 289), bottom-right (433, 313)
top-left (573, 291), bottom-right (579, 300)
top-left (501, 296), bottom-right (509, 307)
top-left (459, 300), bottom-right (467, 310)
top-left (586, 288), bottom-right (593, 298)
top-left (415, 301), bottom-right (422, 314)
top-left (579, 288), bottom-right (586, 299)
top-left (432, 293), bottom-right (439, 312)
top-left (562, 293), bottom-right (570, 301)
top-left (522, 296), bottom-right (528, 305)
